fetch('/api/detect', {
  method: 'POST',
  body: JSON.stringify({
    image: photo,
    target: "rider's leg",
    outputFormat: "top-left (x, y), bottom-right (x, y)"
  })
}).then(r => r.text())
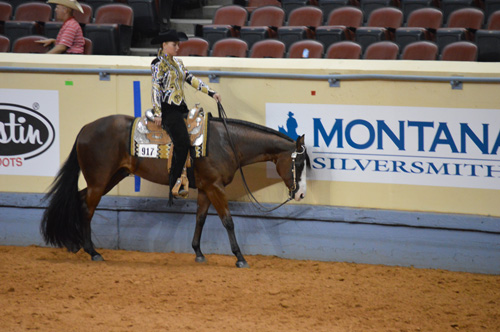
top-left (161, 106), bottom-right (190, 202)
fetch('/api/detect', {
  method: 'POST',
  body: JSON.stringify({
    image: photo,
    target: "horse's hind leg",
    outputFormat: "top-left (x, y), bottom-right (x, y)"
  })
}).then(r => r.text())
top-left (81, 169), bottom-right (129, 261)
top-left (80, 187), bottom-right (104, 261)
top-left (192, 190), bottom-right (211, 263)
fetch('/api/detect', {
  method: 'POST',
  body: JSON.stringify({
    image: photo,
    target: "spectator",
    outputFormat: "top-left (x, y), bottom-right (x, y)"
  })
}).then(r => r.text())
top-left (36, 0), bottom-right (85, 54)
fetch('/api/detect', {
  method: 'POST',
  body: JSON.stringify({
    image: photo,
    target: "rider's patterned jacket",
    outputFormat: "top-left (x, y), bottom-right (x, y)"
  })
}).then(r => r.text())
top-left (151, 50), bottom-right (215, 117)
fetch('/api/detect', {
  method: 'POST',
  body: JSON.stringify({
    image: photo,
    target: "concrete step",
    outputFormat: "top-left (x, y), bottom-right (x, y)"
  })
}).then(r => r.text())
top-left (130, 47), bottom-right (158, 57)
top-left (170, 18), bottom-right (211, 36)
top-left (206, 0), bottom-right (233, 5)
top-left (174, 4), bottom-right (220, 20)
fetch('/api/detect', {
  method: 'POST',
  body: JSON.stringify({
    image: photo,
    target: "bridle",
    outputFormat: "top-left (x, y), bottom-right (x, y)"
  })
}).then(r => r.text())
top-left (289, 144), bottom-right (306, 197)
top-left (217, 102), bottom-right (304, 213)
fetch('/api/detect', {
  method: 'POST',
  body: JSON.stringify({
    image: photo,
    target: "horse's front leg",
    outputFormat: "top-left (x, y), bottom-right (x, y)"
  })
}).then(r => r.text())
top-left (205, 184), bottom-right (249, 268)
top-left (192, 190), bottom-right (211, 263)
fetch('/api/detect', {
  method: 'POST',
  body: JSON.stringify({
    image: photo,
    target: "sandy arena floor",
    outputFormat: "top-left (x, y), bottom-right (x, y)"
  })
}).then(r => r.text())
top-left (0, 245), bottom-right (498, 332)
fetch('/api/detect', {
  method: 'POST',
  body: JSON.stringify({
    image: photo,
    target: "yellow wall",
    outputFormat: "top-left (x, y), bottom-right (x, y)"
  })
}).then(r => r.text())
top-left (1, 53), bottom-right (499, 217)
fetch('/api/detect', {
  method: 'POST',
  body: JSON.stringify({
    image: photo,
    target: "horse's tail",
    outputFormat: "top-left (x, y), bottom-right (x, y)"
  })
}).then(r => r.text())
top-left (40, 138), bottom-right (85, 253)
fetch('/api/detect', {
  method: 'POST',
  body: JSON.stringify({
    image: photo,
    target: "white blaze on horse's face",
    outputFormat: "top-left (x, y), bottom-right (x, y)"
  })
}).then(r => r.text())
top-left (294, 164), bottom-right (307, 201)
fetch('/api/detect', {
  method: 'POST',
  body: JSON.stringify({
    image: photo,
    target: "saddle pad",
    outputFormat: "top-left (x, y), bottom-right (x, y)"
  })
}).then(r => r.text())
top-left (130, 107), bottom-right (208, 159)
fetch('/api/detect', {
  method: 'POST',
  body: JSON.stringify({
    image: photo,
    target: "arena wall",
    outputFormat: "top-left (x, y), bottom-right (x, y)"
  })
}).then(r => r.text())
top-left (1, 54), bottom-right (499, 273)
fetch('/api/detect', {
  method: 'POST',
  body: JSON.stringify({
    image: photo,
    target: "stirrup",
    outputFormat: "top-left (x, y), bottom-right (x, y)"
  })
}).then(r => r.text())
top-left (171, 167), bottom-right (189, 198)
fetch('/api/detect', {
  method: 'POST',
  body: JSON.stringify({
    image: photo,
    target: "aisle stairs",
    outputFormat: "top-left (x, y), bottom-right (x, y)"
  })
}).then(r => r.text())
top-left (130, 0), bottom-right (232, 56)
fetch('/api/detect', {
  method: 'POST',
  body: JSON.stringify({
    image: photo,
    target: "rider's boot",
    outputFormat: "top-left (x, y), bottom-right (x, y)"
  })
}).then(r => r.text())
top-left (172, 166), bottom-right (189, 198)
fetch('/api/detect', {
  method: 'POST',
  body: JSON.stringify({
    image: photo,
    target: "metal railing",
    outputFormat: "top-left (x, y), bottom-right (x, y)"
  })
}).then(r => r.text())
top-left (2, 66), bottom-right (500, 89)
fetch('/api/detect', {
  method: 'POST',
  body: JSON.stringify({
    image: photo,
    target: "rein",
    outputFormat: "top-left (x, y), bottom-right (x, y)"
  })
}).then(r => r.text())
top-left (217, 102), bottom-right (294, 213)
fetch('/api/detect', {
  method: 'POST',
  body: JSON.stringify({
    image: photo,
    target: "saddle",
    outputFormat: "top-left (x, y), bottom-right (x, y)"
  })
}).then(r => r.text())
top-left (130, 104), bottom-right (208, 197)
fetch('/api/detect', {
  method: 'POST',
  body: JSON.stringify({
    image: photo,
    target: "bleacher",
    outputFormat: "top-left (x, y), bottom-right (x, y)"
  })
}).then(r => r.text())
top-left (0, 0), bottom-right (499, 60)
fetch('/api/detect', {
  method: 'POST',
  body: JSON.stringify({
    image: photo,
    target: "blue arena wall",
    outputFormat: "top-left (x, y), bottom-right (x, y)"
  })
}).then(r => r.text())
top-left (1, 192), bottom-right (498, 274)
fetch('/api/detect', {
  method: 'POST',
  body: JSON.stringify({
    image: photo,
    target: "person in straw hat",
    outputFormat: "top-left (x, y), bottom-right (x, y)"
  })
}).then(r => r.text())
top-left (36, 0), bottom-right (85, 54)
top-left (150, 29), bottom-right (221, 203)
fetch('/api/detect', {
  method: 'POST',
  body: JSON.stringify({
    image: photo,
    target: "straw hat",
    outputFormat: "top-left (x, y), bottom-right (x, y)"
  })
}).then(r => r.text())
top-left (47, 0), bottom-right (84, 13)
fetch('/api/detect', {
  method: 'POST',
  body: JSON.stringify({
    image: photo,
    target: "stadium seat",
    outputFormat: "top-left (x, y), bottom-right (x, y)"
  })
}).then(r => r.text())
top-left (287, 39), bottom-right (324, 58)
top-left (0, 34), bottom-right (9, 52)
top-left (440, 41), bottom-right (477, 60)
top-left (395, 7), bottom-right (442, 53)
top-left (12, 35), bottom-right (49, 53)
top-left (128, 0), bottom-right (159, 36)
top-left (202, 5), bottom-right (248, 49)
top-left (84, 4), bottom-right (134, 55)
top-left (178, 37), bottom-right (209, 56)
top-left (400, 0), bottom-right (435, 24)
top-left (360, 0), bottom-right (397, 23)
top-left (0, 1), bottom-right (12, 34)
top-left (355, 7), bottom-right (403, 53)
top-left (486, 10), bottom-right (500, 29)
top-left (324, 40), bottom-right (362, 58)
top-left (211, 38), bottom-right (248, 57)
top-left (4, 2), bottom-right (52, 43)
top-left (475, 29), bottom-right (500, 61)
top-left (315, 6), bottom-right (363, 48)
top-left (4, 0), bottom-right (23, 12)
top-left (485, 0), bottom-right (500, 25)
top-left (83, 37), bottom-right (92, 54)
top-left (401, 40), bottom-right (438, 59)
top-left (441, 0), bottom-right (475, 25)
top-left (281, 0), bottom-right (308, 21)
top-left (436, 8), bottom-right (484, 53)
top-left (249, 38), bottom-right (286, 57)
top-left (74, 3), bottom-right (94, 24)
top-left (317, 0), bottom-right (358, 23)
top-left (246, 0), bottom-right (282, 13)
top-left (240, 5), bottom-right (285, 49)
top-left (364, 41), bottom-right (399, 59)
top-left (277, 6), bottom-right (323, 50)
top-left (85, 0), bottom-right (114, 16)
top-left (0, 1), bottom-right (11, 20)
top-left (45, 3), bottom-right (93, 39)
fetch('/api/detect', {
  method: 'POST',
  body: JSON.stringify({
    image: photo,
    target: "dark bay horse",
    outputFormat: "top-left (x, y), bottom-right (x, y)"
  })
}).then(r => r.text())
top-left (41, 114), bottom-right (309, 268)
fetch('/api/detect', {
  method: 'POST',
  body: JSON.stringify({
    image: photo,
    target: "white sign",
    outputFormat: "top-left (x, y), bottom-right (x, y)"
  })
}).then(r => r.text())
top-left (136, 143), bottom-right (159, 158)
top-left (266, 103), bottom-right (500, 190)
top-left (0, 89), bottom-right (60, 176)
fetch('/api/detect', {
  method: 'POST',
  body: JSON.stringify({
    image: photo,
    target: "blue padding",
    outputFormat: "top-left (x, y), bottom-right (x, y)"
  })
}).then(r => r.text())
top-left (133, 81), bottom-right (141, 192)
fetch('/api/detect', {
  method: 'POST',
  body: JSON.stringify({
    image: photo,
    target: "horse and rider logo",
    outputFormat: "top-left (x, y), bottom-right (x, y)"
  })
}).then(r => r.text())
top-left (278, 111), bottom-right (301, 140)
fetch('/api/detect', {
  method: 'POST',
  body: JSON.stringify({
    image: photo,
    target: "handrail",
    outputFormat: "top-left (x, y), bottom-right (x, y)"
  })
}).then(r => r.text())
top-left (2, 66), bottom-right (500, 88)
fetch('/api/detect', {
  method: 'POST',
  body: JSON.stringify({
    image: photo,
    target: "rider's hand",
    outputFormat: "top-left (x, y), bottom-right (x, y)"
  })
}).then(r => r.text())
top-left (213, 93), bottom-right (221, 103)
top-left (154, 116), bottom-right (162, 126)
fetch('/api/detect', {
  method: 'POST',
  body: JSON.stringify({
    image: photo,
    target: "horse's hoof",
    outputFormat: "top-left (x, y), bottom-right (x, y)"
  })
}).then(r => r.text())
top-left (195, 256), bottom-right (207, 263)
top-left (91, 254), bottom-right (104, 261)
top-left (236, 261), bottom-right (250, 268)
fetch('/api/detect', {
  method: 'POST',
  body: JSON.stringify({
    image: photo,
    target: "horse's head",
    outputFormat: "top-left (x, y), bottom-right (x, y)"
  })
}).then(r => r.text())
top-left (276, 135), bottom-right (310, 201)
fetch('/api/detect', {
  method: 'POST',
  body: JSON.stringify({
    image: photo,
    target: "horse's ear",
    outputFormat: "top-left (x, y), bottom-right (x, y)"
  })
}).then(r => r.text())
top-left (296, 134), bottom-right (305, 148)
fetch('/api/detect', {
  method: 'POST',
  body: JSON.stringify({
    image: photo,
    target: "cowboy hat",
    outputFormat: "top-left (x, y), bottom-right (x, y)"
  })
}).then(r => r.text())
top-left (47, 0), bottom-right (84, 13)
top-left (151, 30), bottom-right (188, 45)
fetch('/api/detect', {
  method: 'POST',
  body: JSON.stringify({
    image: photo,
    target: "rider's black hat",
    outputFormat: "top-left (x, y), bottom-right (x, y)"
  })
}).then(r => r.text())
top-left (151, 30), bottom-right (188, 45)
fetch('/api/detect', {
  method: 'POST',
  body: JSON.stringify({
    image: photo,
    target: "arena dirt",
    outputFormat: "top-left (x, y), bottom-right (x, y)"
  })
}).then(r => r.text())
top-left (0, 245), bottom-right (498, 331)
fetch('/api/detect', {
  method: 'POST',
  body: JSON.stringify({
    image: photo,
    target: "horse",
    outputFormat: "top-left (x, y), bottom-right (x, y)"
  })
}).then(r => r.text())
top-left (40, 114), bottom-right (310, 268)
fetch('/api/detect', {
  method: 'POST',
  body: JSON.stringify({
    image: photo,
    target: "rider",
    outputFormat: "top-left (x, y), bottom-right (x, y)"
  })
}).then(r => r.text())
top-left (150, 29), bottom-right (221, 203)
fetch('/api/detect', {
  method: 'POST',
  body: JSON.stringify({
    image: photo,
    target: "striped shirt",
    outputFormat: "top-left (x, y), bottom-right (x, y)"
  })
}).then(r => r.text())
top-left (56, 17), bottom-right (84, 54)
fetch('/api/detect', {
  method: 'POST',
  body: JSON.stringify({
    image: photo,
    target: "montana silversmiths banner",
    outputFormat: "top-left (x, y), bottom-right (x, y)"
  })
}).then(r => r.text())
top-left (266, 103), bottom-right (500, 190)
top-left (0, 89), bottom-right (60, 176)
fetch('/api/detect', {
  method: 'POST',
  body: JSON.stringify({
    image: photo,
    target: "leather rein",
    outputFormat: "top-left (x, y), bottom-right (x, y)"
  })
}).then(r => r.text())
top-left (217, 102), bottom-right (302, 213)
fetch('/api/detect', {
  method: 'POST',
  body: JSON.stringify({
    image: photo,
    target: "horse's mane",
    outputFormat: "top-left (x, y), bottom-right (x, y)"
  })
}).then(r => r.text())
top-left (210, 117), bottom-right (295, 143)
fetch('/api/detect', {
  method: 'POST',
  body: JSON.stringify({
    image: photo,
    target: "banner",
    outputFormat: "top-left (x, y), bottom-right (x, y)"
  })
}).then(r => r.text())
top-left (266, 103), bottom-right (500, 190)
top-left (0, 89), bottom-right (60, 176)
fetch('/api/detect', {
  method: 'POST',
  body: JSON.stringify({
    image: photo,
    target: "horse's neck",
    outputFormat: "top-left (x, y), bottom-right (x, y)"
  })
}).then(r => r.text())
top-left (228, 123), bottom-right (294, 166)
